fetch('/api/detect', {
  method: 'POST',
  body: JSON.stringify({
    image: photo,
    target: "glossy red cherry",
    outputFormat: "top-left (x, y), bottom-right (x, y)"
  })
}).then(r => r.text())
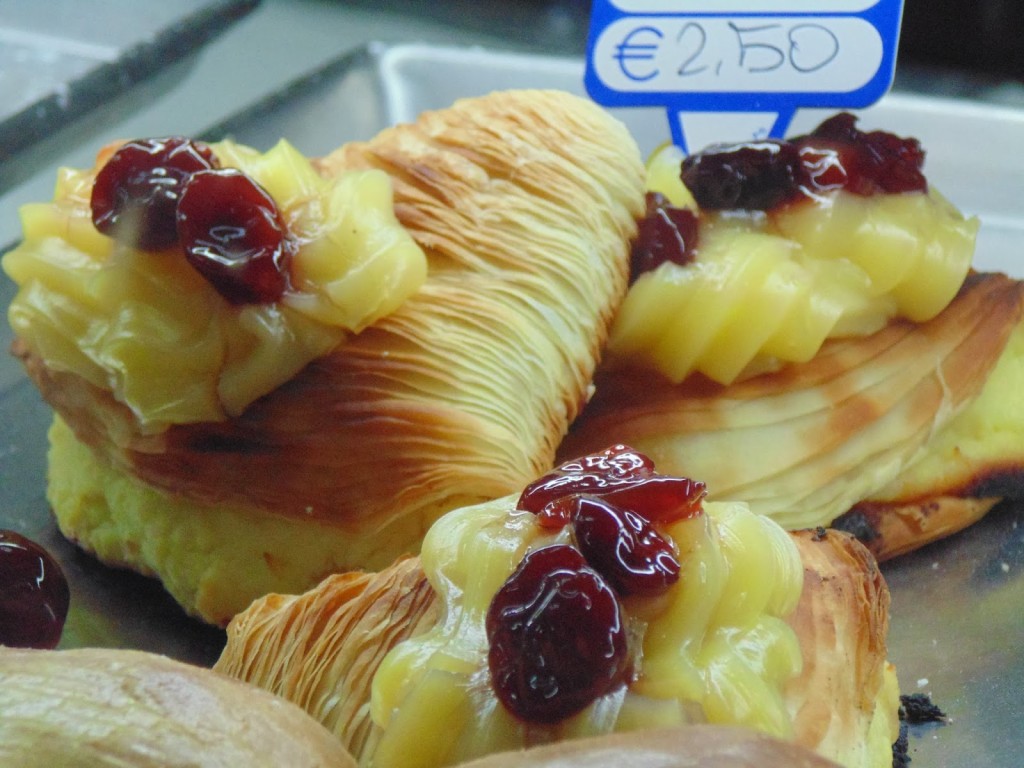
top-left (486, 545), bottom-right (630, 723)
top-left (91, 137), bottom-right (217, 250)
top-left (518, 444), bottom-right (653, 514)
top-left (678, 113), bottom-right (926, 214)
top-left (796, 112), bottom-right (926, 196)
top-left (572, 496), bottom-right (681, 597)
top-left (176, 169), bottom-right (294, 305)
top-left (520, 445), bottom-right (705, 527)
top-left (682, 140), bottom-right (802, 211)
top-left (0, 530), bottom-right (70, 649)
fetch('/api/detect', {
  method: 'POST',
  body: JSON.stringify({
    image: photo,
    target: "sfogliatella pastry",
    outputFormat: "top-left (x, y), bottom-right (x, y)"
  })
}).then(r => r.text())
top-left (3, 90), bottom-right (646, 625)
top-left (560, 114), bottom-right (1024, 560)
top-left (0, 646), bottom-right (356, 767)
top-left (215, 446), bottom-right (900, 768)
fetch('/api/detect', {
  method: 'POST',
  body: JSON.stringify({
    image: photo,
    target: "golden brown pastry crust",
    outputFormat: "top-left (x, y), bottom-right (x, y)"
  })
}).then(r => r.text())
top-left (454, 725), bottom-right (841, 767)
top-left (218, 557), bottom-right (439, 759)
top-left (785, 530), bottom-right (898, 767)
top-left (215, 531), bottom-right (895, 767)
top-left (19, 89), bottom-right (644, 527)
top-left (835, 495), bottom-right (1000, 562)
top-left (0, 647), bottom-right (355, 768)
top-left (560, 272), bottom-right (1024, 548)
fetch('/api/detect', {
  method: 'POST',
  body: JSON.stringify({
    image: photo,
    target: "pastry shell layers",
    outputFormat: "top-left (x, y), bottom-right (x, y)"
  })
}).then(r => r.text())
top-left (561, 272), bottom-right (1024, 559)
top-left (15, 90), bottom-right (646, 625)
top-left (215, 506), bottom-right (898, 768)
top-left (0, 647), bottom-right (356, 768)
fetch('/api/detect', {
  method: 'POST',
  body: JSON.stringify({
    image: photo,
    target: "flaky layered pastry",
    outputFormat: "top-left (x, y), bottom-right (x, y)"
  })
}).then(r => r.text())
top-left (0, 647), bottom-right (355, 768)
top-left (215, 500), bottom-right (898, 768)
top-left (561, 273), bottom-right (1024, 558)
top-left (11, 90), bottom-right (645, 624)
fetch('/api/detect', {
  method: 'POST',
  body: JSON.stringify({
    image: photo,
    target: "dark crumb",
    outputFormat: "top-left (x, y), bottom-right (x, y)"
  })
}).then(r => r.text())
top-left (892, 721), bottom-right (911, 768)
top-left (813, 526), bottom-right (828, 541)
top-left (832, 510), bottom-right (880, 543)
top-left (900, 692), bottom-right (948, 724)
top-left (892, 693), bottom-right (948, 766)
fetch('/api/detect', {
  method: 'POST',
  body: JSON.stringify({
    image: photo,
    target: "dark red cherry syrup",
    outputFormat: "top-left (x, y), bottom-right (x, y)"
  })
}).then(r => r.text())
top-left (572, 495), bottom-right (682, 598)
top-left (630, 193), bottom-right (700, 281)
top-left (519, 444), bottom-right (705, 528)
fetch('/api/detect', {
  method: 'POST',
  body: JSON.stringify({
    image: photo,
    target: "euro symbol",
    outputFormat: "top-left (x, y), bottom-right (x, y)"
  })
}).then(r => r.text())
top-left (614, 26), bottom-right (662, 83)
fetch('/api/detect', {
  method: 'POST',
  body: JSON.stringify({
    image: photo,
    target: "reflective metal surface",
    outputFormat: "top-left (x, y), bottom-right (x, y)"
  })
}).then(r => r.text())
top-left (1, 40), bottom-right (1022, 766)
top-left (0, 0), bottom-right (257, 164)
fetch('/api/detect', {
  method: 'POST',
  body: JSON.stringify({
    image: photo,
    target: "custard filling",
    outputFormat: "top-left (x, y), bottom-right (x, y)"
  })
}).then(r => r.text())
top-left (367, 495), bottom-right (803, 768)
top-left (3, 139), bottom-right (426, 431)
top-left (612, 139), bottom-right (978, 385)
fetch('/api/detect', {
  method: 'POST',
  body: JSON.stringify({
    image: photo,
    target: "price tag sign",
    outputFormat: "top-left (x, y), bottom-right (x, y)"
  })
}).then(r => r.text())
top-left (585, 0), bottom-right (905, 153)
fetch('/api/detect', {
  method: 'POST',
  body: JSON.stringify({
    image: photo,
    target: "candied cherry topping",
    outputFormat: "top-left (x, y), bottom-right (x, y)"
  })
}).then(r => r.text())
top-left (630, 192), bottom-right (700, 281)
top-left (682, 140), bottom-right (802, 212)
top-left (794, 112), bottom-right (926, 196)
top-left (572, 496), bottom-right (680, 597)
top-left (519, 444), bottom-right (705, 527)
top-left (679, 112), bottom-right (927, 213)
top-left (486, 545), bottom-right (630, 724)
top-left (91, 136), bottom-right (218, 250)
top-left (0, 530), bottom-right (70, 649)
top-left (176, 169), bottom-right (294, 305)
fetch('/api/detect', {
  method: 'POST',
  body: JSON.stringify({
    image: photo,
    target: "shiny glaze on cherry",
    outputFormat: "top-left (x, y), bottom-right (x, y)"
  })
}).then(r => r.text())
top-left (486, 545), bottom-right (630, 724)
top-left (176, 169), bottom-right (294, 305)
top-left (519, 444), bottom-right (705, 527)
top-left (91, 137), bottom-right (218, 250)
top-left (802, 112), bottom-right (926, 196)
top-left (572, 495), bottom-right (681, 597)
top-left (488, 447), bottom-right (701, 722)
top-left (0, 529), bottom-right (70, 649)
top-left (681, 112), bottom-right (926, 212)
top-left (630, 192), bottom-right (700, 282)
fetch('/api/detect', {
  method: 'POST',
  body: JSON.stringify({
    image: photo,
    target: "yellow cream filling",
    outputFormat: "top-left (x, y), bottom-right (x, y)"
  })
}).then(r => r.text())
top-left (367, 496), bottom-right (804, 768)
top-left (3, 139), bottom-right (426, 432)
top-left (611, 143), bottom-right (977, 385)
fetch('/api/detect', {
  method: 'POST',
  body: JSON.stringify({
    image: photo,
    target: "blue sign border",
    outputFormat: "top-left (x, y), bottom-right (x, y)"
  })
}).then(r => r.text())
top-left (585, 0), bottom-right (904, 147)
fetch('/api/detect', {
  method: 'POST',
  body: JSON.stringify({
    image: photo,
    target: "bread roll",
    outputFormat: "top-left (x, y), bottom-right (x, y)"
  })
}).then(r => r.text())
top-left (0, 647), bottom-right (355, 768)
top-left (455, 725), bottom-right (841, 767)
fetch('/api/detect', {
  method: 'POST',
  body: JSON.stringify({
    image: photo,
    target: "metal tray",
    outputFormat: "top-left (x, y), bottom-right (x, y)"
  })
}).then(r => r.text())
top-left (2, 42), bottom-right (1023, 766)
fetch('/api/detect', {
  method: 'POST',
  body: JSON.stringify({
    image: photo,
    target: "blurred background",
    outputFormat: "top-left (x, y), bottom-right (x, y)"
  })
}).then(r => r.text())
top-left (1, 0), bottom-right (1022, 246)
top-left (342, 0), bottom-right (1024, 84)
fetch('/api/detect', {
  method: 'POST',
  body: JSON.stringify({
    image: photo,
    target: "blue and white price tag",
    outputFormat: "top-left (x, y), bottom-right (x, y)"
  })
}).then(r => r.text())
top-left (585, 0), bottom-right (904, 152)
